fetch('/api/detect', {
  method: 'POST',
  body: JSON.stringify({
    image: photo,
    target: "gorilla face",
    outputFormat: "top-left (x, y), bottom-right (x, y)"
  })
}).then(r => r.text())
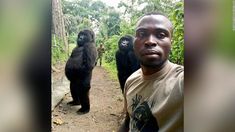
top-left (78, 34), bottom-right (86, 42)
top-left (121, 39), bottom-right (129, 47)
top-left (118, 36), bottom-right (134, 52)
top-left (77, 30), bottom-right (95, 46)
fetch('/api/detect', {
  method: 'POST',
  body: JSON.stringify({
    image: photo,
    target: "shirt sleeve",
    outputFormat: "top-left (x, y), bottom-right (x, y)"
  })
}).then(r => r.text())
top-left (123, 81), bottom-right (128, 114)
top-left (178, 71), bottom-right (184, 96)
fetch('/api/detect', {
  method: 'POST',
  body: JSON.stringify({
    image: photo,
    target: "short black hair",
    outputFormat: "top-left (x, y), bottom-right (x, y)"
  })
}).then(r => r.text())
top-left (138, 12), bottom-right (169, 20)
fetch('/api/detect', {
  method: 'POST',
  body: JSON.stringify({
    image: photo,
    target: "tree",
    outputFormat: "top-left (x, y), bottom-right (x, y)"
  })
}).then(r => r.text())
top-left (105, 10), bottom-right (121, 37)
top-left (52, 0), bottom-right (68, 52)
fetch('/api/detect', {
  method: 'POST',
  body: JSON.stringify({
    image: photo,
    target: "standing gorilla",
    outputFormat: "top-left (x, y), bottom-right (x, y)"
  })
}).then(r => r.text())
top-left (115, 35), bottom-right (140, 93)
top-left (65, 29), bottom-right (97, 114)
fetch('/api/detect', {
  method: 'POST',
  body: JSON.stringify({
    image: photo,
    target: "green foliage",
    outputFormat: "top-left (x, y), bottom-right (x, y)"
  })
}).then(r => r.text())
top-left (169, 2), bottom-right (184, 65)
top-left (68, 33), bottom-right (77, 44)
top-left (103, 61), bottom-right (118, 81)
top-left (105, 11), bottom-right (121, 37)
top-left (63, 14), bottom-right (78, 35)
top-left (62, 0), bottom-right (107, 36)
top-left (52, 35), bottom-right (68, 65)
top-left (141, 0), bottom-right (175, 14)
top-left (104, 35), bottom-right (120, 63)
top-left (119, 20), bottom-right (136, 36)
top-left (77, 18), bottom-right (93, 31)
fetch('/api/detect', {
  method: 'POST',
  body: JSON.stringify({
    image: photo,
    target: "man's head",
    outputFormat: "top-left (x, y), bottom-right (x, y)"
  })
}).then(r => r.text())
top-left (134, 13), bottom-right (173, 68)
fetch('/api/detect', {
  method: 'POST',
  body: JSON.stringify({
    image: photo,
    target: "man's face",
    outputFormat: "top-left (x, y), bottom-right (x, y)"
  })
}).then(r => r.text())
top-left (134, 15), bottom-right (173, 68)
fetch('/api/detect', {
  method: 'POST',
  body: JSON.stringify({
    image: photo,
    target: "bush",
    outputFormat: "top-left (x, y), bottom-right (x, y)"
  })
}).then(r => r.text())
top-left (52, 34), bottom-right (68, 65)
top-left (169, 2), bottom-right (184, 65)
top-left (104, 35), bottom-right (120, 63)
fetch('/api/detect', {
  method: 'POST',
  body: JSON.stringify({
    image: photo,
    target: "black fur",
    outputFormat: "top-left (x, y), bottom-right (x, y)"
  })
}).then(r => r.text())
top-left (115, 35), bottom-right (140, 93)
top-left (65, 29), bottom-right (97, 114)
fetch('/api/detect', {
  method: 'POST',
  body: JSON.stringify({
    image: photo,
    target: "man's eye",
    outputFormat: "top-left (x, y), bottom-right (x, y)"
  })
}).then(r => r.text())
top-left (138, 31), bottom-right (147, 37)
top-left (156, 33), bottom-right (166, 39)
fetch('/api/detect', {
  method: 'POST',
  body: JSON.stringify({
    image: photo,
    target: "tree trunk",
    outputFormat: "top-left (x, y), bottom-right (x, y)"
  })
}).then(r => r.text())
top-left (52, 0), bottom-right (68, 52)
top-left (52, 66), bottom-right (60, 73)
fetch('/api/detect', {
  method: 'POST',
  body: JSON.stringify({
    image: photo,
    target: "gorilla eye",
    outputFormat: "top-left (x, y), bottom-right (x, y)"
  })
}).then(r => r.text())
top-left (79, 35), bottom-right (85, 39)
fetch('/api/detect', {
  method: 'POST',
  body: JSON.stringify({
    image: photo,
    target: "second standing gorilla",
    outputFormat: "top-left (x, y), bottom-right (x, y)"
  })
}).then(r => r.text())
top-left (116, 35), bottom-right (140, 93)
top-left (65, 29), bottom-right (97, 114)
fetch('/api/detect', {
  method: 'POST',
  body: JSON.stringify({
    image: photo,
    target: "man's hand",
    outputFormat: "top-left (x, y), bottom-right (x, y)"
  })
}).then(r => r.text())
top-left (118, 112), bottom-right (130, 132)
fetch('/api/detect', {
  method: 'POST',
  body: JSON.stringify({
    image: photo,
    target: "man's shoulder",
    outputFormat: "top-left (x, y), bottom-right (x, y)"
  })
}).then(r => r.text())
top-left (124, 68), bottom-right (142, 94)
top-left (170, 62), bottom-right (184, 77)
top-left (125, 69), bottom-right (142, 84)
top-left (169, 62), bottom-right (184, 94)
top-left (170, 62), bottom-right (184, 69)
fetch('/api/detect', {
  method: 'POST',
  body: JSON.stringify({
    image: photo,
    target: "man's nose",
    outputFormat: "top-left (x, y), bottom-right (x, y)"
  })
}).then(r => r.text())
top-left (145, 35), bottom-right (158, 47)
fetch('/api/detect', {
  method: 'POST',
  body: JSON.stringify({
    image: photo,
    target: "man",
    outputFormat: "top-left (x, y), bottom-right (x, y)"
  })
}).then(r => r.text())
top-left (119, 13), bottom-right (184, 132)
top-left (96, 44), bottom-right (105, 66)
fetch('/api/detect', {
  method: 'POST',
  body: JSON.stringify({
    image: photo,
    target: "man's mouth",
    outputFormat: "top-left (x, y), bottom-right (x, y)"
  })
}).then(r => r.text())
top-left (142, 50), bottom-right (161, 56)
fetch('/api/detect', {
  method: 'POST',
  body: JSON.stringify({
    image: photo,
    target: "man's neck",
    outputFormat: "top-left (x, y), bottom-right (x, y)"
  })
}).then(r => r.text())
top-left (141, 60), bottom-right (168, 76)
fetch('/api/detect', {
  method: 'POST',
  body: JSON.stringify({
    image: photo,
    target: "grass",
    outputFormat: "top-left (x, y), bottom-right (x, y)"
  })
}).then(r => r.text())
top-left (102, 61), bottom-right (118, 81)
top-left (68, 43), bottom-right (76, 53)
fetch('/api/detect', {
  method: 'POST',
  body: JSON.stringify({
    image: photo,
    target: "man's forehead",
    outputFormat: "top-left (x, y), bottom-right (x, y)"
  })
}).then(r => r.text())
top-left (136, 15), bottom-right (173, 31)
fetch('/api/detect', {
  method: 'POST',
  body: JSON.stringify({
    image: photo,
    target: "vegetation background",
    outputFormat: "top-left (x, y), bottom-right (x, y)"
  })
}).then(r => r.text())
top-left (52, 0), bottom-right (184, 78)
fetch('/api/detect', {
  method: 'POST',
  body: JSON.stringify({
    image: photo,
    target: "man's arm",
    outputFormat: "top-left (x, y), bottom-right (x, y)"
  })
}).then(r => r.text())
top-left (119, 76), bottom-right (130, 132)
top-left (118, 112), bottom-right (130, 132)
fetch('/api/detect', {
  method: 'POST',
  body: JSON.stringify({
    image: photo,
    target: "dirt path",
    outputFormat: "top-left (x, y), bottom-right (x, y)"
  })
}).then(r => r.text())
top-left (52, 66), bottom-right (124, 132)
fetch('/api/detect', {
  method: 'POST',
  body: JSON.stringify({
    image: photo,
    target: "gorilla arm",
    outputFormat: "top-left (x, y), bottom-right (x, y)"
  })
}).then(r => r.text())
top-left (115, 50), bottom-right (123, 73)
top-left (128, 51), bottom-right (140, 73)
top-left (66, 47), bottom-right (84, 69)
top-left (82, 44), bottom-right (98, 71)
top-left (65, 46), bottom-right (84, 80)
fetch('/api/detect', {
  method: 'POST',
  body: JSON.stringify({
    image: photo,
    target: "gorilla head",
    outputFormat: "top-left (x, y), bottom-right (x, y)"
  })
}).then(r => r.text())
top-left (77, 29), bottom-right (95, 46)
top-left (118, 35), bottom-right (134, 52)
